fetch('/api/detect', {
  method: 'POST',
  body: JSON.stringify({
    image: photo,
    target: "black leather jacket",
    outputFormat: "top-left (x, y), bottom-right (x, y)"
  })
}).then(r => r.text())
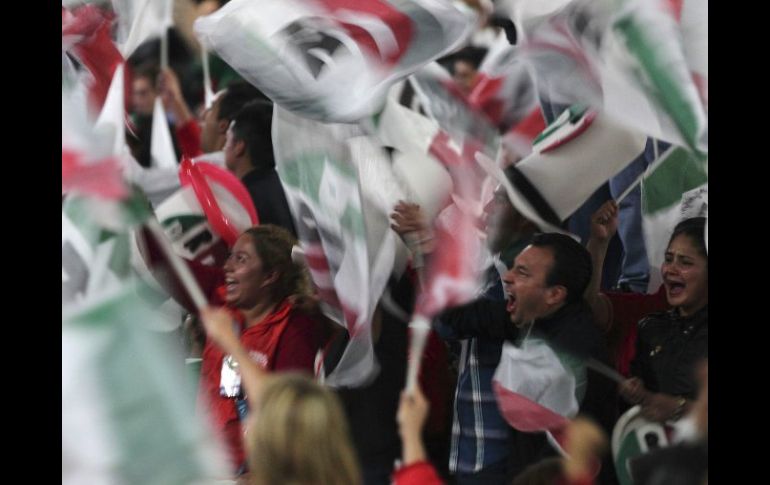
top-left (630, 305), bottom-right (708, 399)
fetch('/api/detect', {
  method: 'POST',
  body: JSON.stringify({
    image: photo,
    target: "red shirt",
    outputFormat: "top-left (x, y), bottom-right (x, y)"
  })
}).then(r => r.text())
top-left (393, 461), bottom-right (444, 485)
top-left (139, 231), bottom-right (322, 471)
top-left (176, 119), bottom-right (203, 159)
top-left (198, 296), bottom-right (321, 470)
top-left (603, 286), bottom-right (668, 376)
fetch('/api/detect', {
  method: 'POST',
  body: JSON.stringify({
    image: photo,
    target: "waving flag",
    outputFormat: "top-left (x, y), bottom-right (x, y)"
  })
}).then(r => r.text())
top-left (482, 106), bottom-right (647, 236)
top-left (372, 83), bottom-right (495, 391)
top-left (63, 66), bottom-right (128, 201)
top-left (63, 281), bottom-right (228, 485)
top-left (62, 149), bottom-right (127, 200)
top-left (150, 97), bottom-right (179, 170)
top-left (88, 63), bottom-right (184, 207)
top-left (63, 4), bottom-right (129, 116)
top-left (112, 0), bottom-right (174, 59)
top-left (62, 190), bottom-right (152, 308)
top-left (194, 0), bottom-right (476, 122)
top-left (410, 63), bottom-right (501, 162)
top-left (94, 63), bottom-right (131, 160)
top-left (467, 32), bottom-right (540, 133)
top-left (374, 83), bottom-right (497, 312)
top-left (499, 0), bottom-right (575, 40)
top-left (502, 107), bottom-right (547, 160)
top-left (273, 106), bottom-right (398, 387)
top-left (610, 0), bottom-right (707, 154)
top-left (519, 0), bottom-right (707, 154)
top-left (492, 338), bottom-right (586, 453)
top-left (678, 0), bottom-right (707, 108)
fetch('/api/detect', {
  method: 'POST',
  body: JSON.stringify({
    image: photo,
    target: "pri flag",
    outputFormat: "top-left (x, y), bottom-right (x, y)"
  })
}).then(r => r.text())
top-left (62, 190), bottom-right (152, 309)
top-left (479, 106), bottom-right (647, 236)
top-left (467, 32), bottom-right (540, 134)
top-left (194, 0), bottom-right (476, 122)
top-left (63, 281), bottom-right (228, 485)
top-left (273, 106), bottom-right (398, 387)
top-left (150, 97), bottom-right (179, 170)
top-left (519, 0), bottom-right (707, 154)
top-left (492, 336), bottom-right (589, 454)
top-left (63, 4), bottom-right (129, 115)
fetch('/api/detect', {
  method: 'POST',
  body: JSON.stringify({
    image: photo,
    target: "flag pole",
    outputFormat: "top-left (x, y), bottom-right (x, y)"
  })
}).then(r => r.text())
top-left (615, 139), bottom-right (664, 204)
top-left (405, 315), bottom-right (431, 395)
top-left (160, 0), bottom-right (172, 70)
top-left (145, 218), bottom-right (208, 311)
top-left (202, 48), bottom-right (214, 109)
top-left (160, 29), bottom-right (169, 70)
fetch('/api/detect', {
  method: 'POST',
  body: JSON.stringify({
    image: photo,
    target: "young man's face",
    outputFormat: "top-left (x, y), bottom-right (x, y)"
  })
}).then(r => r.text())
top-left (502, 245), bottom-right (556, 326)
top-left (132, 77), bottom-right (156, 116)
top-left (453, 60), bottom-right (478, 94)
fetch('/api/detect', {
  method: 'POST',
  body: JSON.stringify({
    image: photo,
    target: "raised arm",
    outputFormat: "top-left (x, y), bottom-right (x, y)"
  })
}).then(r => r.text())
top-left (584, 200), bottom-right (619, 332)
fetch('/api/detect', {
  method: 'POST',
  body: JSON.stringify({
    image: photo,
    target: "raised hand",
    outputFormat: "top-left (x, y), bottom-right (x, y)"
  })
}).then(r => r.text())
top-left (590, 200), bottom-right (619, 243)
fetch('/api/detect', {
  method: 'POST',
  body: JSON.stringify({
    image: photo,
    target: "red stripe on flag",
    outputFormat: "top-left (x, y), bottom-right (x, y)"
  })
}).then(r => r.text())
top-left (492, 381), bottom-right (571, 433)
top-left (342, 306), bottom-right (360, 335)
top-left (468, 75), bottom-right (505, 124)
top-left (508, 107), bottom-right (547, 141)
top-left (304, 252), bottom-right (332, 272)
top-left (62, 149), bottom-right (127, 199)
top-left (538, 110), bottom-right (597, 154)
top-left (428, 131), bottom-right (462, 167)
top-left (663, 0), bottom-right (684, 22)
top-left (64, 5), bottom-right (129, 114)
top-left (319, 0), bottom-right (414, 65)
top-left (691, 72), bottom-right (708, 110)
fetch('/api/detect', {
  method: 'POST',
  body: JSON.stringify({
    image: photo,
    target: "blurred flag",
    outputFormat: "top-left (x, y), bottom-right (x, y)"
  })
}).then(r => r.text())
top-left (273, 106), bottom-right (398, 387)
top-left (194, 0), bottom-right (476, 121)
top-left (63, 281), bottom-right (229, 485)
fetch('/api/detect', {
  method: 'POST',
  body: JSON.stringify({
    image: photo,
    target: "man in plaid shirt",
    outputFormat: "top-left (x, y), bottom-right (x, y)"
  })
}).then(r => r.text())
top-left (436, 170), bottom-right (537, 484)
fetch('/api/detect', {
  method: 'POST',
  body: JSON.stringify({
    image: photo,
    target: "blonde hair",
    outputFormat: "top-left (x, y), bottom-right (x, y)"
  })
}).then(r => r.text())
top-left (247, 373), bottom-right (361, 485)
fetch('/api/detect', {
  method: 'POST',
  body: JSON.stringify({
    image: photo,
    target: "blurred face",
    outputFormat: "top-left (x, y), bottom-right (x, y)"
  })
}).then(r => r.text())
top-left (502, 245), bottom-right (558, 326)
top-left (483, 185), bottom-right (518, 253)
top-left (453, 60), bottom-right (478, 94)
top-left (200, 94), bottom-right (224, 153)
top-left (661, 234), bottom-right (708, 316)
top-left (223, 234), bottom-right (272, 309)
top-left (132, 77), bottom-right (156, 116)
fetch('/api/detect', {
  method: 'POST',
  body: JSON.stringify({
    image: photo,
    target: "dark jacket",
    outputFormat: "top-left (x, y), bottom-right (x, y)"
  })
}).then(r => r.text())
top-left (631, 305), bottom-right (708, 399)
top-left (241, 166), bottom-right (297, 237)
top-left (439, 299), bottom-right (619, 483)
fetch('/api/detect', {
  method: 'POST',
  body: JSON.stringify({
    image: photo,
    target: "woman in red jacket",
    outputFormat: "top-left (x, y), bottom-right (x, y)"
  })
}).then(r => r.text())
top-left (142, 224), bottom-right (323, 474)
top-left (196, 225), bottom-right (324, 473)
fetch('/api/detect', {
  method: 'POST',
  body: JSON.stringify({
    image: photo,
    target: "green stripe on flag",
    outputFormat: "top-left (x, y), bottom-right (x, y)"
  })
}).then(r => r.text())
top-left (106, 232), bottom-right (132, 278)
top-left (277, 153), bottom-right (328, 203)
top-left (614, 12), bottom-right (705, 154)
top-left (278, 153), bottom-right (366, 238)
top-left (341, 204), bottom-right (366, 239)
top-left (642, 147), bottom-right (707, 214)
top-left (66, 281), bottom-right (224, 483)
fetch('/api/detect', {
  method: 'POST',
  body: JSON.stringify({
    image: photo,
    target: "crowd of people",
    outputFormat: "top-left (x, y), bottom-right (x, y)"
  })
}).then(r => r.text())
top-left (63, 1), bottom-right (708, 484)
